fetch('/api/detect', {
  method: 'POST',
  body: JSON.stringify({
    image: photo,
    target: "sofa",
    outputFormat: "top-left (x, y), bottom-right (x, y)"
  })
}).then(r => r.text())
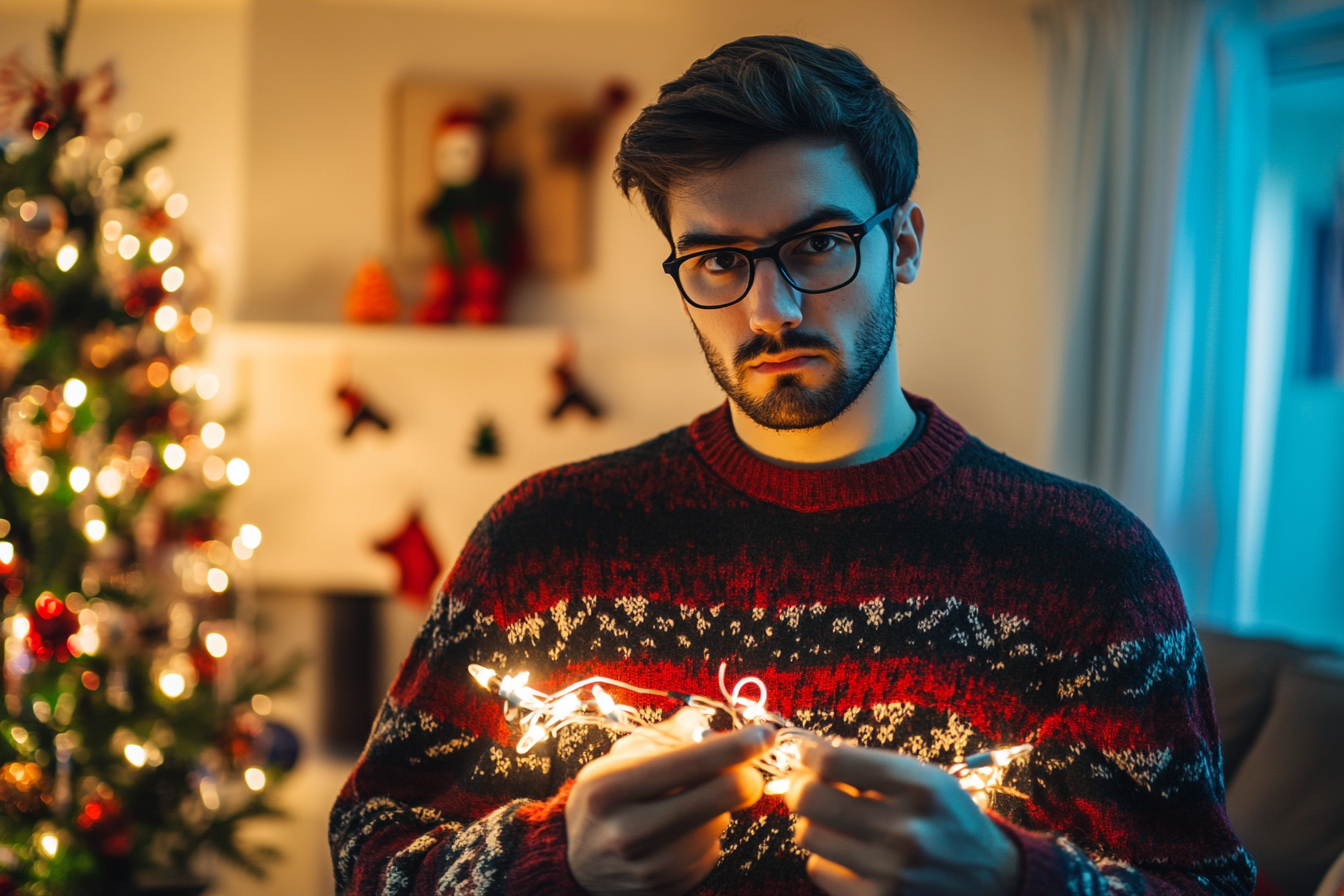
top-left (1198, 626), bottom-right (1344, 896)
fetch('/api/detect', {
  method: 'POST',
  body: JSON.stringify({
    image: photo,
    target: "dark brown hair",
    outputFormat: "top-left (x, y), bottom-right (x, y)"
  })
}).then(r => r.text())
top-left (614, 35), bottom-right (918, 243)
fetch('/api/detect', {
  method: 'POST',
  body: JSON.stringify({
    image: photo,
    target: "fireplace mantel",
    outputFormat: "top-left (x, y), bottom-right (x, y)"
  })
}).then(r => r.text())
top-left (205, 322), bottom-right (718, 597)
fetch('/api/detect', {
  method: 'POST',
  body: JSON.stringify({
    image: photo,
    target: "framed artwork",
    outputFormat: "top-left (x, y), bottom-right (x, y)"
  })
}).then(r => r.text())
top-left (387, 78), bottom-right (626, 323)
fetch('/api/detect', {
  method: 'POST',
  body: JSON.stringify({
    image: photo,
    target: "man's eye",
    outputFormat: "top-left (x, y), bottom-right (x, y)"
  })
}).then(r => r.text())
top-left (798, 234), bottom-right (841, 254)
top-left (698, 252), bottom-right (745, 273)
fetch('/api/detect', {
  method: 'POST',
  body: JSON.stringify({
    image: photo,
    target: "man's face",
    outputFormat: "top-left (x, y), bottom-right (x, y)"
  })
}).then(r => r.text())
top-left (666, 140), bottom-right (917, 431)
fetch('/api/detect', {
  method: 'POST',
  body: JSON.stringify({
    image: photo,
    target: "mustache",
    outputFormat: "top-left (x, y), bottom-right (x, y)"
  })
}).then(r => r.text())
top-left (733, 330), bottom-right (838, 368)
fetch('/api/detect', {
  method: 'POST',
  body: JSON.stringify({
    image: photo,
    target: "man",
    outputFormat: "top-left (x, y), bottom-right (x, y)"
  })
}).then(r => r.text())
top-left (330, 36), bottom-right (1253, 896)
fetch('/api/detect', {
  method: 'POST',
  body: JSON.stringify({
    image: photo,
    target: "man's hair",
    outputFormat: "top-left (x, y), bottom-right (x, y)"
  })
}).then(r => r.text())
top-left (613, 35), bottom-right (919, 243)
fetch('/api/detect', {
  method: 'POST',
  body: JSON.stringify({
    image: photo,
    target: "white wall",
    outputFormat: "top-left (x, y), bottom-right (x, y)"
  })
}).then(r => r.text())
top-left (238, 0), bottom-right (1054, 465)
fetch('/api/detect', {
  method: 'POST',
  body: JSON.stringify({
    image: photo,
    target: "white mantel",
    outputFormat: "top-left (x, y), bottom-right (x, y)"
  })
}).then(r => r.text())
top-left (206, 322), bottom-right (719, 596)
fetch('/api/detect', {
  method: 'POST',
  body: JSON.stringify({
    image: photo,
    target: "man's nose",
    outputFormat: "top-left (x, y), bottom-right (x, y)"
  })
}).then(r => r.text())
top-left (743, 258), bottom-right (802, 334)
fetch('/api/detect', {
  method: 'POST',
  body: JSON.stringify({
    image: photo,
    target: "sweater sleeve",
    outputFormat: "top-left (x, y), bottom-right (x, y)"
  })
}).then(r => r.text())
top-left (327, 497), bottom-right (590, 896)
top-left (990, 516), bottom-right (1256, 895)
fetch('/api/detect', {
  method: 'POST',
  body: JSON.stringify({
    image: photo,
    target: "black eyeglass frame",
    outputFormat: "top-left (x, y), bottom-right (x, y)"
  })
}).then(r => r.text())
top-left (662, 203), bottom-right (899, 310)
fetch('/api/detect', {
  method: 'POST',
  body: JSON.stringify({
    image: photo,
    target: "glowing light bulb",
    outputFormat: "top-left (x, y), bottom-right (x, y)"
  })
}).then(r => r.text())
top-left (19, 201), bottom-right (36, 222)
top-left (149, 237), bottom-right (173, 263)
top-left (204, 632), bottom-right (228, 657)
top-left (170, 365), bottom-right (195, 393)
top-left (118, 234), bottom-right (140, 260)
top-left (124, 744), bottom-right (147, 767)
top-left (96, 466), bottom-right (123, 498)
top-left (154, 304), bottom-right (178, 332)
top-left (161, 266), bottom-right (184, 292)
top-left (56, 244), bottom-right (78, 271)
top-left (102, 220), bottom-right (122, 242)
top-left (203, 456), bottom-right (226, 482)
top-left (0, 543), bottom-right (14, 566)
top-left (162, 443), bottom-right (186, 470)
top-left (763, 778), bottom-right (791, 796)
top-left (190, 307), bottom-right (212, 333)
top-left (552, 693), bottom-right (581, 718)
top-left (516, 723), bottom-right (549, 754)
top-left (68, 467), bottom-right (90, 493)
top-left (225, 458), bottom-right (250, 486)
top-left (84, 519), bottom-right (107, 542)
top-left (158, 671), bottom-right (185, 698)
top-left (165, 193), bottom-right (188, 218)
top-left (11, 615), bottom-right (29, 638)
top-left (64, 377), bottom-right (87, 407)
top-left (29, 470), bottom-right (49, 496)
top-left (469, 665), bottom-right (496, 689)
top-left (39, 833), bottom-right (58, 857)
top-left (200, 422), bottom-right (225, 449)
top-left (231, 537), bottom-right (252, 560)
top-left (239, 524), bottom-right (262, 549)
top-left (244, 767), bottom-right (266, 791)
top-left (592, 685), bottom-right (617, 718)
top-left (195, 372), bottom-right (220, 401)
top-left (251, 694), bottom-right (272, 715)
top-left (206, 568), bottom-right (229, 593)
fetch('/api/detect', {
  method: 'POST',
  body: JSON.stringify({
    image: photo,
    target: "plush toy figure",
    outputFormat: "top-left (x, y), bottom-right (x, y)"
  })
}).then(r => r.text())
top-left (415, 106), bottom-right (524, 325)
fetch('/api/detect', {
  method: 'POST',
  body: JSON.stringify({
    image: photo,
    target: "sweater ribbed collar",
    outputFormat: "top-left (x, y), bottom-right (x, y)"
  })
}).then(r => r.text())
top-left (688, 392), bottom-right (966, 512)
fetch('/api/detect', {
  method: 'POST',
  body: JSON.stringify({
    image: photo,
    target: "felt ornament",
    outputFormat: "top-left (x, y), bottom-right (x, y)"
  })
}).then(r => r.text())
top-left (374, 512), bottom-right (443, 608)
top-left (549, 337), bottom-right (603, 421)
top-left (336, 383), bottom-right (392, 438)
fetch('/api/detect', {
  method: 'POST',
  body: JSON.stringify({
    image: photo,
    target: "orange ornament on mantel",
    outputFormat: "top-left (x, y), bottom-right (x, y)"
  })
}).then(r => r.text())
top-left (344, 260), bottom-right (400, 323)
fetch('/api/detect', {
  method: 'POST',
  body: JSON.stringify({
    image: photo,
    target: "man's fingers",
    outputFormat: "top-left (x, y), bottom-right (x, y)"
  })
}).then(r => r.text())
top-left (800, 741), bottom-right (938, 804)
top-left (786, 773), bottom-right (921, 846)
top-left (795, 816), bottom-right (910, 881)
top-left (588, 724), bottom-right (775, 809)
top-left (619, 764), bottom-right (762, 855)
top-left (805, 854), bottom-right (886, 896)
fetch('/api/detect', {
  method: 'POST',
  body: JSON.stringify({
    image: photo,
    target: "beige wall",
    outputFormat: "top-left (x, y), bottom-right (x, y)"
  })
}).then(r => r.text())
top-left (5, 0), bottom-right (1054, 466)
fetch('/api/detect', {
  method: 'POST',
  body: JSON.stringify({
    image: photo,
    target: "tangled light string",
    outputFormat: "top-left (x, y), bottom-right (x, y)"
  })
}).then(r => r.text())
top-left (468, 663), bottom-right (1032, 806)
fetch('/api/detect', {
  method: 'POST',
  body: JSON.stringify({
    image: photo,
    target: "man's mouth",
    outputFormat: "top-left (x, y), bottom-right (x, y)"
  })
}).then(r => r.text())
top-left (748, 351), bottom-right (825, 375)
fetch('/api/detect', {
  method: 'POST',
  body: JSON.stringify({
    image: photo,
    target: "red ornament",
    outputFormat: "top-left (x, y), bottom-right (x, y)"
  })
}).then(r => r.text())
top-left (76, 795), bottom-right (133, 857)
top-left (374, 513), bottom-right (443, 609)
top-left (188, 643), bottom-right (217, 684)
top-left (1, 279), bottom-right (52, 345)
top-left (27, 592), bottom-right (79, 662)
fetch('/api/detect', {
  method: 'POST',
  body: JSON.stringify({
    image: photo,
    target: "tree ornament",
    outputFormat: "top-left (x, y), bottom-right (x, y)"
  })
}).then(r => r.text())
top-left (374, 512), bottom-right (443, 608)
top-left (343, 260), bottom-right (400, 323)
top-left (0, 279), bottom-right (52, 346)
top-left (27, 593), bottom-right (79, 663)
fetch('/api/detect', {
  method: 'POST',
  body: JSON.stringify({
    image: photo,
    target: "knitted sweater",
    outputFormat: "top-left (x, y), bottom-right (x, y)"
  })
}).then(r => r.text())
top-left (329, 394), bottom-right (1254, 896)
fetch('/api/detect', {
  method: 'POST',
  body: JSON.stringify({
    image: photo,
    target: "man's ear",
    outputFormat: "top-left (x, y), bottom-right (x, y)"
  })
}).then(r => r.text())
top-left (893, 201), bottom-right (924, 285)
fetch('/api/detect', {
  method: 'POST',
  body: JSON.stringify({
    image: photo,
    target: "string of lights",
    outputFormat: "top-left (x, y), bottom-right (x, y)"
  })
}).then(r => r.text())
top-left (468, 663), bottom-right (1032, 805)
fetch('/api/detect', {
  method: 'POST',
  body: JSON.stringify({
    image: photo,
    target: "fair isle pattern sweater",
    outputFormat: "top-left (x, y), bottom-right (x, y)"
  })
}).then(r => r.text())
top-left (329, 395), bottom-right (1255, 896)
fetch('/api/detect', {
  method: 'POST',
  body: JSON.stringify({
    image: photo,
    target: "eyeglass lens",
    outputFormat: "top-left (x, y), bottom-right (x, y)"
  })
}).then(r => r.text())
top-left (679, 231), bottom-right (860, 308)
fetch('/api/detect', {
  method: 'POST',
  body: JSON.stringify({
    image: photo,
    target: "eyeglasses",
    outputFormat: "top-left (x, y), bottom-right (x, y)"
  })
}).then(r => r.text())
top-left (662, 204), bottom-right (897, 310)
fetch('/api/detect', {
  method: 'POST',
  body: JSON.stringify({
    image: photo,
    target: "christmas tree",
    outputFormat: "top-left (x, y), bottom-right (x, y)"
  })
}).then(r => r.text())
top-left (0, 5), bottom-right (295, 893)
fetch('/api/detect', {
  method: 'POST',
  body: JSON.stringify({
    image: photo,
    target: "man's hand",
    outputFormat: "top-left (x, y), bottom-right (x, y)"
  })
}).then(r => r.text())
top-left (784, 742), bottom-right (1022, 896)
top-left (565, 708), bottom-right (776, 896)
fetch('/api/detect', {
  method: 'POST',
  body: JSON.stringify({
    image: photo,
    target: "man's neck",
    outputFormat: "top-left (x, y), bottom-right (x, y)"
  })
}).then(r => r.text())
top-left (727, 348), bottom-right (917, 470)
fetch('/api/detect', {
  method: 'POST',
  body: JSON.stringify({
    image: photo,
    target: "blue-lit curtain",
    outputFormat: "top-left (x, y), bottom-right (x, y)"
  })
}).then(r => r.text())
top-left (1036, 0), bottom-right (1273, 627)
top-left (1156, 10), bottom-right (1271, 626)
top-left (1033, 0), bottom-right (1207, 527)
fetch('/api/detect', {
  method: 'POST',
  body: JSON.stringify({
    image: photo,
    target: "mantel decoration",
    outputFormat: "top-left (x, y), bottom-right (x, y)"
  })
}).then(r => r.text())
top-left (0, 5), bottom-right (297, 893)
top-left (469, 663), bottom-right (1033, 807)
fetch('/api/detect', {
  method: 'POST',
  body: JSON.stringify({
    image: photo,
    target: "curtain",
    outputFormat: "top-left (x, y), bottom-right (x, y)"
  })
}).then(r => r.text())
top-left (1036, 0), bottom-right (1273, 625)
top-left (1033, 0), bottom-right (1207, 527)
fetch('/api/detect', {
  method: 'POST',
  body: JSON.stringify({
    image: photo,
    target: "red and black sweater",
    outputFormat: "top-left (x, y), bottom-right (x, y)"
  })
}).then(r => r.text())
top-left (329, 394), bottom-right (1254, 895)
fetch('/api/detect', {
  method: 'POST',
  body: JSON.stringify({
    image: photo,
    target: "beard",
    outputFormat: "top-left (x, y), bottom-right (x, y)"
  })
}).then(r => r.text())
top-left (691, 270), bottom-right (896, 431)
